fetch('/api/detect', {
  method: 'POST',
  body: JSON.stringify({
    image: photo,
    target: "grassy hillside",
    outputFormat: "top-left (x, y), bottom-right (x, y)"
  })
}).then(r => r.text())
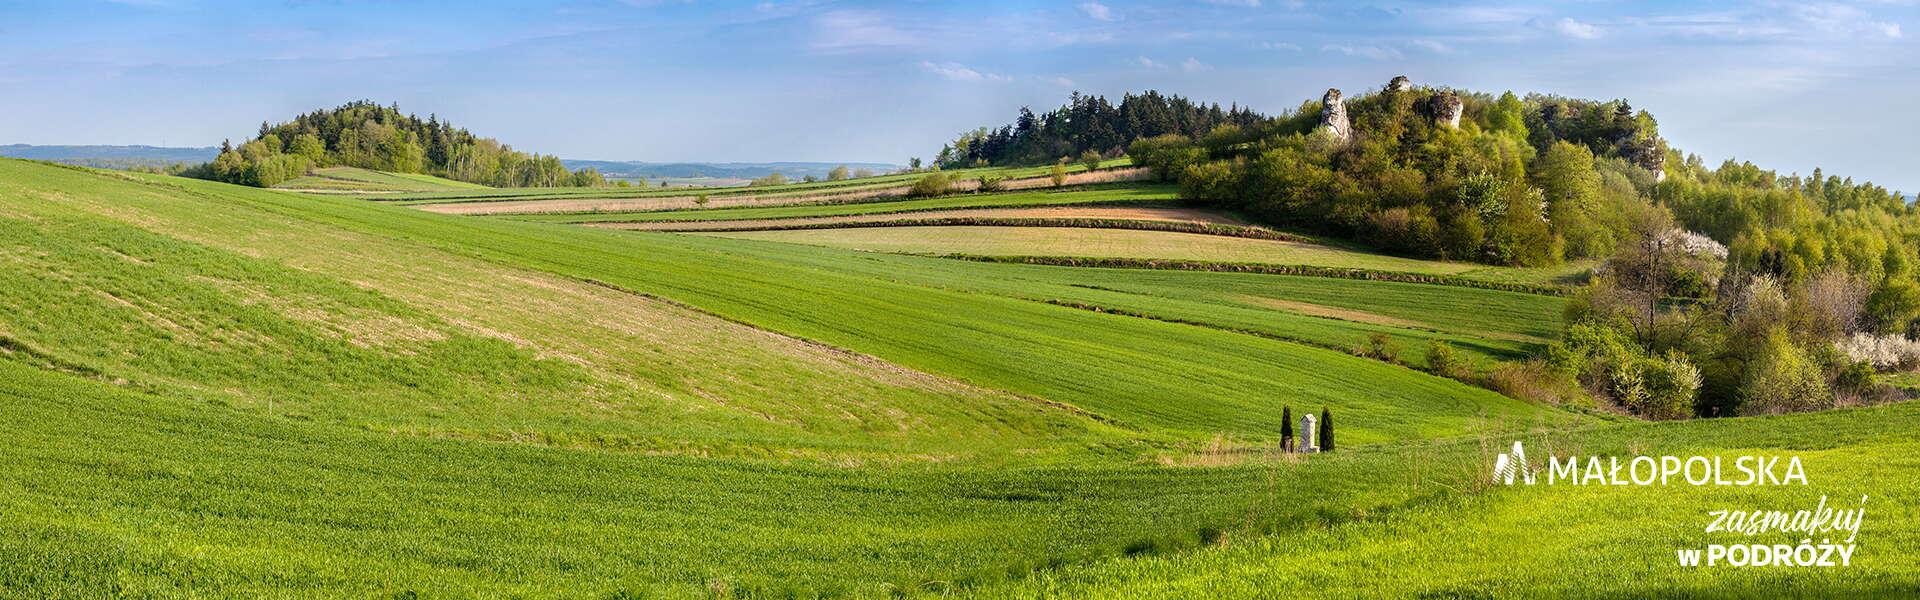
top-left (1, 159), bottom-right (1912, 597)
top-left (274, 166), bottom-right (491, 193)
top-left (82, 163), bottom-right (1578, 445)
top-left (0, 157), bottom-right (1586, 596)
top-left (983, 402), bottom-right (1920, 598)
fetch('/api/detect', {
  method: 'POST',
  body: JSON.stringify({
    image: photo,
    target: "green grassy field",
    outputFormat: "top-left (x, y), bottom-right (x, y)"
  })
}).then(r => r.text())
top-left (5, 158), bottom-right (1910, 597)
top-left (705, 225), bottom-right (1591, 286)
top-left (274, 166), bottom-right (490, 193)
top-left (980, 403), bottom-right (1920, 598)
top-left (382, 158), bottom-right (1136, 205)
top-left (505, 184), bottom-right (1182, 224)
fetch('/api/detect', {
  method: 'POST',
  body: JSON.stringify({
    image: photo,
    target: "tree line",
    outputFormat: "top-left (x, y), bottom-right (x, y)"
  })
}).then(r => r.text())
top-left (935, 91), bottom-right (1266, 168)
top-left (185, 101), bottom-right (606, 188)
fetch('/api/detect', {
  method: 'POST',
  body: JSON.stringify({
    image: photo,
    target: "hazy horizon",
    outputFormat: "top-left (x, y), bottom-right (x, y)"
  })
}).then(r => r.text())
top-left (2, 0), bottom-right (1915, 191)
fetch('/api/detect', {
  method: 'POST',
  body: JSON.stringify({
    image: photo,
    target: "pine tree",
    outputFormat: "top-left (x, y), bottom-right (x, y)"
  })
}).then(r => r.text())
top-left (1280, 406), bottom-right (1293, 451)
top-left (1318, 408), bottom-right (1334, 452)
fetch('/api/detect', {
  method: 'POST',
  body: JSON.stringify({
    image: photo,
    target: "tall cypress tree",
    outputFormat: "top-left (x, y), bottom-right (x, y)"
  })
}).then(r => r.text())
top-left (1319, 408), bottom-right (1334, 452)
top-left (1280, 406), bottom-right (1293, 451)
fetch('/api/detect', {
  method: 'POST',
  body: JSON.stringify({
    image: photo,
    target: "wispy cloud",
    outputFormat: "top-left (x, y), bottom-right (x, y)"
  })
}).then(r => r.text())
top-left (1537, 17), bottom-right (1603, 39)
top-left (1407, 39), bottom-right (1452, 53)
top-left (919, 61), bottom-right (1007, 82)
top-left (1135, 55), bottom-right (1165, 68)
top-left (1790, 3), bottom-right (1903, 38)
top-left (1201, 0), bottom-right (1263, 7)
top-left (1260, 41), bottom-right (1302, 51)
top-left (1038, 75), bottom-right (1076, 87)
top-left (1078, 1), bottom-right (1114, 21)
top-left (810, 10), bottom-right (918, 51)
top-left (1321, 44), bottom-right (1404, 60)
top-left (1181, 57), bottom-right (1214, 72)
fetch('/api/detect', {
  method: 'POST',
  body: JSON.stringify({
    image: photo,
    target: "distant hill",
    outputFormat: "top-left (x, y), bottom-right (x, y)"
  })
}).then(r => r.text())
top-left (1, 143), bottom-right (893, 185)
top-left (0, 144), bottom-right (217, 168)
top-left (562, 160), bottom-right (899, 182)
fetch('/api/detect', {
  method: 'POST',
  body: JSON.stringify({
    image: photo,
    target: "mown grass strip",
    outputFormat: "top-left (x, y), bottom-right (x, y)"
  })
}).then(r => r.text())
top-left (508, 184), bottom-right (1181, 223)
top-left (938, 255), bottom-right (1574, 296)
top-left (642, 217), bottom-right (1301, 239)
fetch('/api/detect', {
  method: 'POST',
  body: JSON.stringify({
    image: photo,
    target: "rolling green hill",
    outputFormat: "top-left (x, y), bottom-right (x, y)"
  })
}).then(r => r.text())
top-left (9, 158), bottom-right (1908, 597)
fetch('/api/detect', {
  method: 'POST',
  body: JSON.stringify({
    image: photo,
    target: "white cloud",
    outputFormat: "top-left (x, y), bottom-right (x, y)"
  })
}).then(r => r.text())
top-left (1038, 75), bottom-right (1076, 87)
top-left (918, 61), bottom-right (1007, 82)
top-left (1260, 41), bottom-right (1302, 51)
top-left (1078, 1), bottom-right (1114, 21)
top-left (1321, 44), bottom-right (1403, 60)
top-left (1791, 3), bottom-right (1905, 38)
top-left (1180, 57), bottom-right (1214, 72)
top-left (1202, 0), bottom-right (1262, 6)
top-left (1408, 39), bottom-right (1452, 53)
top-left (1541, 17), bottom-right (1603, 39)
top-left (811, 11), bottom-right (918, 51)
top-left (1136, 55), bottom-right (1165, 68)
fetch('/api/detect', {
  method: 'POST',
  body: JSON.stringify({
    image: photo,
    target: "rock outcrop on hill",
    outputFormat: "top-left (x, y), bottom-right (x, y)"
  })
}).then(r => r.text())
top-left (1428, 92), bottom-right (1463, 129)
top-left (1318, 88), bottom-right (1351, 143)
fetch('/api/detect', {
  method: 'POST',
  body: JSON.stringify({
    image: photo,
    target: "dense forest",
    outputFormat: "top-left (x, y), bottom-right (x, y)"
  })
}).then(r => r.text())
top-left (934, 91), bottom-right (1266, 168)
top-left (1119, 77), bottom-right (1914, 421)
top-left (189, 101), bottom-right (606, 188)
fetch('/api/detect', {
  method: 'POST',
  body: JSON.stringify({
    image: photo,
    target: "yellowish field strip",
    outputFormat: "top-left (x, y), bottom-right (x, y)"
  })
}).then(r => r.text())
top-left (703, 226), bottom-right (1489, 275)
top-left (591, 206), bottom-right (1245, 231)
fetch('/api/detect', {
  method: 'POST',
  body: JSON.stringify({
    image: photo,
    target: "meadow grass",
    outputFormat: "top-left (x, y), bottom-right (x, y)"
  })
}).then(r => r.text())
top-left (82, 163), bottom-right (1581, 445)
top-left (636, 239), bottom-right (1568, 367)
top-left (275, 166), bottom-right (488, 193)
top-left (503, 184), bottom-right (1181, 224)
top-left (1, 159), bottom-right (1911, 597)
top-left (703, 225), bottom-right (1587, 285)
top-left (977, 402), bottom-right (1920, 598)
top-left (0, 358), bottom-right (1445, 598)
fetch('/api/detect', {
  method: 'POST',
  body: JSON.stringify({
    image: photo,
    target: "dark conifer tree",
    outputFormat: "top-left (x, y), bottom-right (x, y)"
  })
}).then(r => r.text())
top-left (1280, 406), bottom-right (1293, 451)
top-left (1319, 408), bottom-right (1333, 452)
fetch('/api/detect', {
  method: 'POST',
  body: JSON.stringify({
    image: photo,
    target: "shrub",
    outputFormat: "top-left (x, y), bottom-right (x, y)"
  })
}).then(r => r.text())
top-left (1738, 329), bottom-right (1831, 415)
top-left (1634, 351), bottom-right (1701, 420)
top-left (1079, 149), bottom-right (1103, 172)
top-left (976, 174), bottom-right (1006, 193)
top-left (828, 165), bottom-right (849, 181)
top-left (1835, 332), bottom-right (1920, 370)
top-left (1865, 280), bottom-right (1920, 335)
top-left (694, 194), bottom-right (709, 207)
top-left (1424, 340), bottom-right (1463, 378)
top-left (749, 173), bottom-right (788, 187)
top-left (908, 173), bottom-right (953, 198)
top-left (1049, 161), bottom-right (1068, 187)
top-left (1551, 321), bottom-right (1699, 418)
top-left (1359, 333), bottom-right (1400, 364)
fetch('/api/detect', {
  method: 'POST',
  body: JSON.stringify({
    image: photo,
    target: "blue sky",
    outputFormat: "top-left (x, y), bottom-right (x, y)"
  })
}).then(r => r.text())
top-left (1, 0), bottom-right (1915, 191)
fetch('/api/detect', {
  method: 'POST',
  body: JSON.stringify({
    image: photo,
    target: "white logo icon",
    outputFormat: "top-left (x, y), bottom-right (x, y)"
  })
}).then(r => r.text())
top-left (1492, 441), bottom-right (1535, 485)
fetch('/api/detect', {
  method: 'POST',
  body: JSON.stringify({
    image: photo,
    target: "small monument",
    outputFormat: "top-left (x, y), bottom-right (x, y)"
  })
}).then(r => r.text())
top-left (1317, 88), bottom-right (1351, 144)
top-left (1299, 413), bottom-right (1319, 453)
